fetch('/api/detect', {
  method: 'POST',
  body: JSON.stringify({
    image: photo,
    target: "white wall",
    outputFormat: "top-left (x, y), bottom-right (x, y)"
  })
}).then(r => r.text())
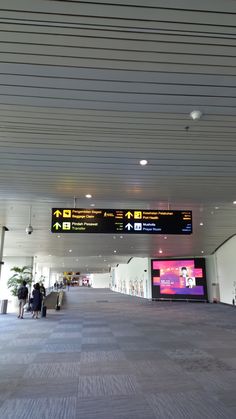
top-left (214, 235), bottom-right (236, 305)
top-left (111, 257), bottom-right (151, 299)
top-left (91, 273), bottom-right (110, 288)
top-left (205, 255), bottom-right (219, 303)
top-left (34, 262), bottom-right (52, 288)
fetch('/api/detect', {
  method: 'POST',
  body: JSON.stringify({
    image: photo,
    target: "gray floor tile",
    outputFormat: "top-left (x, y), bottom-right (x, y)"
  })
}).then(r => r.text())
top-left (77, 374), bottom-right (140, 398)
top-left (146, 391), bottom-right (236, 419)
top-left (50, 332), bottom-right (82, 339)
top-left (80, 360), bottom-right (134, 375)
top-left (82, 336), bottom-right (116, 344)
top-left (81, 343), bottom-right (119, 351)
top-left (81, 350), bottom-right (126, 363)
top-left (123, 350), bottom-right (165, 361)
top-left (0, 397), bottom-right (77, 419)
top-left (40, 343), bottom-right (81, 353)
top-left (36, 352), bottom-right (81, 363)
top-left (0, 353), bottom-right (37, 364)
top-left (24, 362), bottom-right (80, 378)
top-left (0, 365), bottom-right (28, 380)
top-left (11, 378), bottom-right (79, 399)
top-left (76, 396), bottom-right (156, 419)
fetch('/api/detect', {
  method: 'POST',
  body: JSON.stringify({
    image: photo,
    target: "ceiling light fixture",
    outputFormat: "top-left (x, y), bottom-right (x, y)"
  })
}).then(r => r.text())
top-left (190, 110), bottom-right (202, 120)
top-left (200, 222), bottom-right (204, 226)
top-left (139, 159), bottom-right (148, 166)
top-left (69, 249), bottom-right (72, 252)
top-left (159, 249), bottom-right (163, 254)
top-left (233, 201), bottom-right (236, 205)
top-left (86, 194), bottom-right (92, 198)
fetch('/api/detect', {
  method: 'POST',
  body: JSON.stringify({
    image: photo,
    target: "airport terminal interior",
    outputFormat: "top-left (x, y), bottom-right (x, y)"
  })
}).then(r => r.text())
top-left (0, 0), bottom-right (236, 418)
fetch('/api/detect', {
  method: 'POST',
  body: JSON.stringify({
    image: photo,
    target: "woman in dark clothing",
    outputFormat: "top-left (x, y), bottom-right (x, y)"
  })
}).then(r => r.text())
top-left (32, 283), bottom-right (42, 319)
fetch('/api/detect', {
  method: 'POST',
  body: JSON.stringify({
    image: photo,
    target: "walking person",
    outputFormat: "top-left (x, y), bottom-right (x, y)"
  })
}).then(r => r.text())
top-left (17, 280), bottom-right (28, 319)
top-left (32, 283), bottom-right (42, 319)
top-left (39, 282), bottom-right (46, 298)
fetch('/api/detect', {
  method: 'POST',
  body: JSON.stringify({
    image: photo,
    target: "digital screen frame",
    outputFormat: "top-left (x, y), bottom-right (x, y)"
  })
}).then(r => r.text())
top-left (151, 258), bottom-right (208, 301)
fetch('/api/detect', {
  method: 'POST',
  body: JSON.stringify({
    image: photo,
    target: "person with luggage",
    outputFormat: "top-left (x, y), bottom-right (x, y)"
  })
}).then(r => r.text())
top-left (31, 283), bottom-right (42, 319)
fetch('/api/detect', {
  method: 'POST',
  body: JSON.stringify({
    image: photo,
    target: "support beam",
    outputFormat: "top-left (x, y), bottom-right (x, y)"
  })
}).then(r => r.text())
top-left (0, 226), bottom-right (9, 283)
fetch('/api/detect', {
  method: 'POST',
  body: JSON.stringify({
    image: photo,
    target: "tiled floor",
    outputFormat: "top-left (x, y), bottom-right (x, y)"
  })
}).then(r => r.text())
top-left (0, 288), bottom-right (235, 418)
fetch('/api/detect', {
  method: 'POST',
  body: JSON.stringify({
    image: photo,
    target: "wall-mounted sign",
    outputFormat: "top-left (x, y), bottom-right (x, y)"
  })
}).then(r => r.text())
top-left (51, 208), bottom-right (192, 234)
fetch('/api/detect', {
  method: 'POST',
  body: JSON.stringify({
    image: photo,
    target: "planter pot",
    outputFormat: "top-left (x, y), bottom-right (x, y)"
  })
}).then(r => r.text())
top-left (8, 296), bottom-right (19, 313)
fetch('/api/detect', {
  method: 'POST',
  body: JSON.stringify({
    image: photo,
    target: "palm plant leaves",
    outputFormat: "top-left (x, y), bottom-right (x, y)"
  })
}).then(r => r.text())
top-left (7, 266), bottom-right (33, 296)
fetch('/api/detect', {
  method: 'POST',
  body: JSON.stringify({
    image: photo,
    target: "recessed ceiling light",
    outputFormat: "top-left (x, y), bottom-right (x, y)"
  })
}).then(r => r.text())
top-left (200, 222), bottom-right (204, 226)
top-left (215, 206), bottom-right (219, 210)
top-left (90, 203), bottom-right (95, 207)
top-left (201, 250), bottom-right (204, 254)
top-left (86, 194), bottom-right (92, 198)
top-left (120, 235), bottom-right (123, 239)
top-left (114, 250), bottom-right (117, 253)
top-left (190, 110), bottom-right (202, 120)
top-left (69, 249), bottom-right (72, 252)
top-left (140, 159), bottom-right (148, 166)
top-left (164, 236), bottom-right (167, 240)
top-left (233, 201), bottom-right (236, 205)
top-left (57, 235), bottom-right (60, 238)
top-left (159, 249), bottom-right (163, 254)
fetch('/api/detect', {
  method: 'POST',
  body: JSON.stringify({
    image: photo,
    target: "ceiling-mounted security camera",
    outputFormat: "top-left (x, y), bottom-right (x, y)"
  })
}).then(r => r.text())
top-left (26, 205), bottom-right (33, 235)
top-left (26, 225), bottom-right (33, 235)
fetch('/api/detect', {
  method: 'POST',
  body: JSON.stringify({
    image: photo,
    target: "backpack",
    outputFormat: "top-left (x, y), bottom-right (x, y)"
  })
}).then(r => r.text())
top-left (18, 286), bottom-right (28, 300)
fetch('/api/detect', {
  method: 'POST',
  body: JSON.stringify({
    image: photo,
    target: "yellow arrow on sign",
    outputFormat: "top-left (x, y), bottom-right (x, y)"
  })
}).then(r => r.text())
top-left (53, 209), bottom-right (62, 218)
top-left (53, 222), bottom-right (61, 230)
top-left (125, 211), bottom-right (133, 219)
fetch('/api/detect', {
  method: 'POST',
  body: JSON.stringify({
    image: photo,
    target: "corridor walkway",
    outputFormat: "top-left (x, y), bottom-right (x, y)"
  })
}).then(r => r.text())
top-left (0, 288), bottom-right (235, 418)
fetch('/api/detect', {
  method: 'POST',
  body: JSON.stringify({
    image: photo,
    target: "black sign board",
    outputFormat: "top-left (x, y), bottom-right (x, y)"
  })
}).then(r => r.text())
top-left (51, 208), bottom-right (192, 234)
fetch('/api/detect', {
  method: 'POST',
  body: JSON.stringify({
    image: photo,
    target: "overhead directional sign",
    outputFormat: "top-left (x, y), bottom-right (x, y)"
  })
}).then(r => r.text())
top-left (51, 208), bottom-right (192, 234)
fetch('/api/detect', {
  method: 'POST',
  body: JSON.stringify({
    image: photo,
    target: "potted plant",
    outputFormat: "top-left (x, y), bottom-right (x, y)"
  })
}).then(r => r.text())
top-left (7, 266), bottom-right (33, 297)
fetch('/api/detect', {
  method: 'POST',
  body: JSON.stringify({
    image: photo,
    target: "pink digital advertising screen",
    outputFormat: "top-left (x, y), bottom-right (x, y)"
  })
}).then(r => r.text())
top-left (151, 258), bottom-right (207, 300)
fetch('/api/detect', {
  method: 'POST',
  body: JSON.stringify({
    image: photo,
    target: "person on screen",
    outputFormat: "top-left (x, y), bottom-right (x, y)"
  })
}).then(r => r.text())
top-left (186, 277), bottom-right (194, 288)
top-left (180, 267), bottom-right (188, 278)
